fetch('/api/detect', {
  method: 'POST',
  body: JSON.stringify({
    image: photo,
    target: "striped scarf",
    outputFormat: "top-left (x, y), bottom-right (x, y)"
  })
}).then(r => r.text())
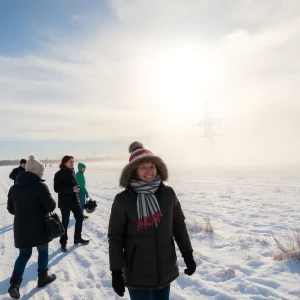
top-left (130, 176), bottom-right (162, 230)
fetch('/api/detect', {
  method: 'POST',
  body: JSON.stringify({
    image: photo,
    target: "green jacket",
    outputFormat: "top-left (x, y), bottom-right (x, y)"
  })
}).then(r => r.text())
top-left (75, 163), bottom-right (88, 196)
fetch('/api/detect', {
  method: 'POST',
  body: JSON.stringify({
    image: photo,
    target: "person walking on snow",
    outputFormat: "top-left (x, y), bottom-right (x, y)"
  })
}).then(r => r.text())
top-left (108, 142), bottom-right (196, 299)
top-left (75, 162), bottom-right (89, 219)
top-left (9, 159), bottom-right (27, 185)
top-left (7, 155), bottom-right (56, 299)
top-left (54, 155), bottom-right (89, 252)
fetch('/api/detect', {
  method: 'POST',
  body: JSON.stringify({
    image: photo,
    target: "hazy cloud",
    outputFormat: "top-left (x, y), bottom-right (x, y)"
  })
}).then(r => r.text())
top-left (1, 0), bottom-right (300, 164)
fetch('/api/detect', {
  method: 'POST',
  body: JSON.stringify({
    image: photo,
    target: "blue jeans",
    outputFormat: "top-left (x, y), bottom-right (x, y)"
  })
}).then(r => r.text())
top-left (128, 284), bottom-right (170, 300)
top-left (12, 243), bottom-right (49, 276)
top-left (78, 191), bottom-right (86, 214)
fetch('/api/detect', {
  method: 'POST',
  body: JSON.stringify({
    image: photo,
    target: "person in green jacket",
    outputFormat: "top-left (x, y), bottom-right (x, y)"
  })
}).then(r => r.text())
top-left (76, 162), bottom-right (89, 219)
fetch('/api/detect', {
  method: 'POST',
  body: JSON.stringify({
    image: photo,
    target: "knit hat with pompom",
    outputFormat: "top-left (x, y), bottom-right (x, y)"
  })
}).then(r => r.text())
top-left (119, 141), bottom-right (168, 187)
top-left (25, 155), bottom-right (45, 175)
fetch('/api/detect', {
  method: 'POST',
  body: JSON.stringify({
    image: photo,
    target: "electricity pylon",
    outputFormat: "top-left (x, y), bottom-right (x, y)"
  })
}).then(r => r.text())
top-left (193, 100), bottom-right (221, 149)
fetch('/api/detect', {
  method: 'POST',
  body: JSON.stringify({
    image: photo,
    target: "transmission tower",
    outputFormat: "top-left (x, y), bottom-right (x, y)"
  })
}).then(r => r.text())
top-left (193, 100), bottom-right (221, 148)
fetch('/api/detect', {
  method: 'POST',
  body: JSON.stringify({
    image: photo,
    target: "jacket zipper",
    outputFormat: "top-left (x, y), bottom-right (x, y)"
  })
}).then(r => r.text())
top-left (154, 187), bottom-right (164, 289)
top-left (154, 224), bottom-right (161, 289)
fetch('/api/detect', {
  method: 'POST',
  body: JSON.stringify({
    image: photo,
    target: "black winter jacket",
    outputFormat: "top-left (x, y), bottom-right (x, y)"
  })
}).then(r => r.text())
top-left (108, 183), bottom-right (193, 290)
top-left (54, 168), bottom-right (80, 209)
top-left (9, 166), bottom-right (25, 184)
top-left (7, 172), bottom-right (56, 248)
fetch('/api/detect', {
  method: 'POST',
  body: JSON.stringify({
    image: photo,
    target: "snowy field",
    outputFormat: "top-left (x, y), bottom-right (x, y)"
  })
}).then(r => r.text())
top-left (1, 163), bottom-right (300, 299)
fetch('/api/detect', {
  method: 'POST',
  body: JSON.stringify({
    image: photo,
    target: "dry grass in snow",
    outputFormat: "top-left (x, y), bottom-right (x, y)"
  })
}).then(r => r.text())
top-left (273, 230), bottom-right (300, 261)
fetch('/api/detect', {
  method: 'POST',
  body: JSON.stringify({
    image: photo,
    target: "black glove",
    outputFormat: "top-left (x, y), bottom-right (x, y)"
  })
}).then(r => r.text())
top-left (112, 270), bottom-right (125, 297)
top-left (183, 252), bottom-right (196, 276)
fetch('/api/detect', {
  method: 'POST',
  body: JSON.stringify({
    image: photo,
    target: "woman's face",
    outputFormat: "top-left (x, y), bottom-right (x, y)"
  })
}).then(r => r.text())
top-left (65, 158), bottom-right (74, 169)
top-left (136, 162), bottom-right (157, 182)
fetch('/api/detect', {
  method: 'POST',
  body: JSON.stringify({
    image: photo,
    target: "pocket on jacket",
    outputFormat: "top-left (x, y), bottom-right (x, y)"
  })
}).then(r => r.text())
top-left (129, 244), bottom-right (138, 270)
top-left (171, 238), bottom-right (177, 257)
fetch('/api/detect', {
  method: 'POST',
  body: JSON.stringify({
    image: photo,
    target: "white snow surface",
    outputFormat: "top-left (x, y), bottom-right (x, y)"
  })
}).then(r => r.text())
top-left (1, 163), bottom-right (300, 299)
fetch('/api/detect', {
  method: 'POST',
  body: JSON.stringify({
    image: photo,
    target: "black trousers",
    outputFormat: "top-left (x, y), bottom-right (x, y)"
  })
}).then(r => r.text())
top-left (59, 204), bottom-right (83, 244)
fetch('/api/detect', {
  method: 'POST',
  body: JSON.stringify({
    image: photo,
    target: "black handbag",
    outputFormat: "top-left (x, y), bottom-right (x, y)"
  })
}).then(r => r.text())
top-left (45, 212), bottom-right (65, 239)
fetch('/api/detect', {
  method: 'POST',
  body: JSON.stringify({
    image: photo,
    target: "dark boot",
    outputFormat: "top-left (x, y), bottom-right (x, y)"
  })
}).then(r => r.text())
top-left (37, 271), bottom-right (56, 288)
top-left (61, 243), bottom-right (67, 252)
top-left (8, 274), bottom-right (22, 299)
top-left (74, 238), bottom-right (89, 245)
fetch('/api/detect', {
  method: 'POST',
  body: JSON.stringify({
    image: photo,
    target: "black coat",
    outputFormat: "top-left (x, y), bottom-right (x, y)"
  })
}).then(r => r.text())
top-left (7, 172), bottom-right (56, 248)
top-left (54, 168), bottom-right (80, 209)
top-left (9, 166), bottom-right (25, 184)
top-left (108, 183), bottom-right (193, 290)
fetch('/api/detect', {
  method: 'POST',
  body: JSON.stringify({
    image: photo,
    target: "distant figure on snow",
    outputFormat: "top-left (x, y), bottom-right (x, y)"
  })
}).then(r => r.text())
top-left (9, 159), bottom-right (27, 184)
top-left (108, 142), bottom-right (196, 299)
top-left (75, 162), bottom-right (89, 219)
top-left (54, 155), bottom-right (89, 252)
top-left (7, 155), bottom-right (56, 299)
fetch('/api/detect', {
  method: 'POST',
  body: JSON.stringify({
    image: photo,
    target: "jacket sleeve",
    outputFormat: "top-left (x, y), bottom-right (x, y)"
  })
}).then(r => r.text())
top-left (108, 194), bottom-right (127, 271)
top-left (54, 172), bottom-right (73, 194)
top-left (7, 187), bottom-right (15, 215)
top-left (9, 168), bottom-right (16, 181)
top-left (76, 172), bottom-right (88, 196)
top-left (39, 183), bottom-right (56, 212)
top-left (172, 188), bottom-right (193, 256)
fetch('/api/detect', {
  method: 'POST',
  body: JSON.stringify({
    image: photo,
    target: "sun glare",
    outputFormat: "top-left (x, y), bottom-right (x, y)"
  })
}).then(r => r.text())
top-left (148, 45), bottom-right (215, 119)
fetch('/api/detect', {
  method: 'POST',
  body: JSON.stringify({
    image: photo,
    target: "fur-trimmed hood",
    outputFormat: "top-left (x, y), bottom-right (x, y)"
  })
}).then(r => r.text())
top-left (119, 156), bottom-right (168, 188)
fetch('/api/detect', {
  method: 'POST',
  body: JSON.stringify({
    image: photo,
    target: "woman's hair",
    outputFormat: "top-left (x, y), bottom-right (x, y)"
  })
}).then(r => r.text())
top-left (59, 155), bottom-right (74, 169)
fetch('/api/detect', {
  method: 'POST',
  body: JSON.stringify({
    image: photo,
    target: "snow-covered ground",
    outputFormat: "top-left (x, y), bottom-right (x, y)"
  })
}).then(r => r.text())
top-left (1, 163), bottom-right (300, 299)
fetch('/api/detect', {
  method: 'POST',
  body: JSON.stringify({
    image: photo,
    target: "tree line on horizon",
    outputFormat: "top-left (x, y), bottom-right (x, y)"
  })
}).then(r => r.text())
top-left (0, 156), bottom-right (126, 167)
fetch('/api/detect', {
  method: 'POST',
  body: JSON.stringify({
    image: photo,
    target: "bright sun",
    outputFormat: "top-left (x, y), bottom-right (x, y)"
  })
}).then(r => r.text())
top-left (148, 45), bottom-right (215, 119)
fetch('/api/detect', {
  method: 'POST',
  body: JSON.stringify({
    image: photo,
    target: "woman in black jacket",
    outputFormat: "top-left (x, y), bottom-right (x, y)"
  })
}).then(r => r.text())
top-left (108, 142), bottom-right (196, 300)
top-left (54, 155), bottom-right (89, 252)
top-left (7, 155), bottom-right (56, 299)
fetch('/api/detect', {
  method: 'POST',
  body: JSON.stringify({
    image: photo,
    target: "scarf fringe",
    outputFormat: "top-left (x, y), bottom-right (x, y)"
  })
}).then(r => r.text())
top-left (137, 210), bottom-right (162, 231)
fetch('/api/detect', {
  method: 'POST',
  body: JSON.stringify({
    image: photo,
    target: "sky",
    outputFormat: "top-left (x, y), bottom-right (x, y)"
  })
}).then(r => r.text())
top-left (0, 0), bottom-right (300, 166)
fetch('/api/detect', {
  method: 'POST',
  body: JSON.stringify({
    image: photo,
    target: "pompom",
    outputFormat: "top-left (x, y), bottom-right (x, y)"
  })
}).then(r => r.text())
top-left (28, 155), bottom-right (35, 160)
top-left (129, 141), bottom-right (143, 153)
